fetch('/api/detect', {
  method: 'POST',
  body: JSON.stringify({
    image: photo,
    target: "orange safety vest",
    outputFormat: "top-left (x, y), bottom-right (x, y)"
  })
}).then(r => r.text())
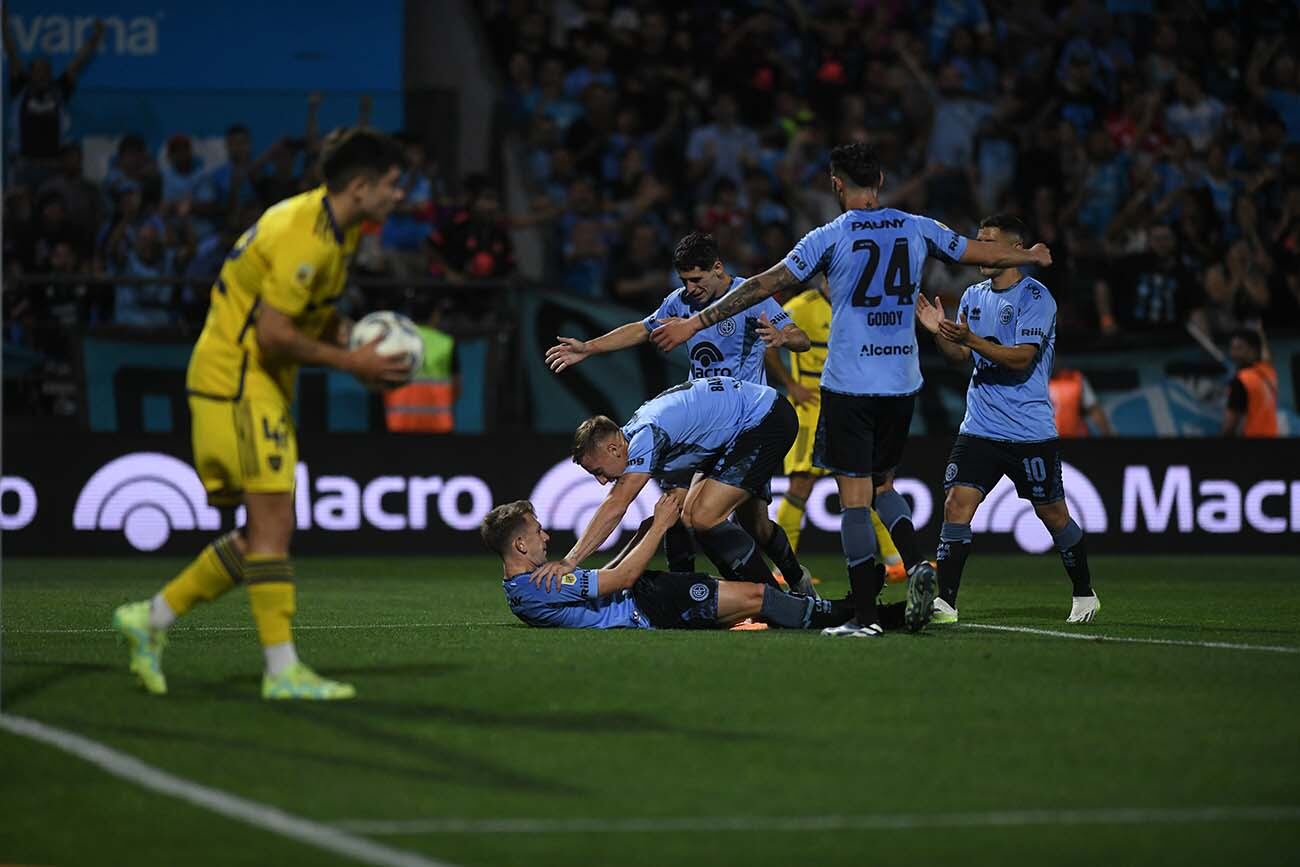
top-left (383, 325), bottom-right (455, 433)
top-left (1049, 369), bottom-right (1088, 438)
top-left (1236, 362), bottom-right (1279, 438)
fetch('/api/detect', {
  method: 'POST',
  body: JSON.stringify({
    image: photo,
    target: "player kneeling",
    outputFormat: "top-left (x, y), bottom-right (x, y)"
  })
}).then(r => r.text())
top-left (484, 494), bottom-right (915, 634)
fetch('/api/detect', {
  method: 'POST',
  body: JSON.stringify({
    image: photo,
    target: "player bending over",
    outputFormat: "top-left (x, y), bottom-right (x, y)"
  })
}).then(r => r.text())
top-left (916, 214), bottom-right (1099, 624)
top-left (547, 231), bottom-right (810, 577)
top-left (485, 494), bottom-right (925, 632)
top-left (112, 128), bottom-right (411, 699)
top-left (533, 376), bottom-right (815, 598)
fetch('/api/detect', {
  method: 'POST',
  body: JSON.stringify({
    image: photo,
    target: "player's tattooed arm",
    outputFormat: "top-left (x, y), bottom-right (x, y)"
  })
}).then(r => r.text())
top-left (651, 263), bottom-right (800, 351)
top-left (959, 240), bottom-right (1052, 270)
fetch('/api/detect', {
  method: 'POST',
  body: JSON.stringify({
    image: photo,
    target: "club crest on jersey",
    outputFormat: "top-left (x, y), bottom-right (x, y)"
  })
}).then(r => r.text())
top-left (295, 262), bottom-right (315, 285)
top-left (945, 462), bottom-right (958, 482)
top-left (689, 582), bottom-right (710, 602)
top-left (717, 318), bottom-right (736, 336)
top-left (999, 305), bottom-right (1014, 325)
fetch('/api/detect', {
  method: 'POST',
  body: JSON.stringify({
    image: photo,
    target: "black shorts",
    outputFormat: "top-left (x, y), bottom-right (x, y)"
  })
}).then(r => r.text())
top-left (944, 434), bottom-right (1064, 506)
top-left (813, 389), bottom-right (915, 483)
top-left (632, 570), bottom-right (720, 629)
top-left (705, 398), bottom-right (797, 501)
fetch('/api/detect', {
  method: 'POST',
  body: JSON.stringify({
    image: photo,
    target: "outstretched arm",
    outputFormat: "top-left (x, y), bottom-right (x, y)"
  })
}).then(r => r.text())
top-left (597, 492), bottom-right (685, 594)
top-left (531, 472), bottom-right (652, 587)
top-left (651, 262), bottom-right (802, 351)
top-left (959, 240), bottom-right (1052, 270)
top-left (546, 320), bottom-right (650, 373)
top-left (65, 19), bottom-right (106, 83)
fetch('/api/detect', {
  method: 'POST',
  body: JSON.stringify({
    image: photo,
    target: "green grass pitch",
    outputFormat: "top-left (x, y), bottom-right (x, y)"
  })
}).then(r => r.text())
top-left (2, 554), bottom-right (1299, 866)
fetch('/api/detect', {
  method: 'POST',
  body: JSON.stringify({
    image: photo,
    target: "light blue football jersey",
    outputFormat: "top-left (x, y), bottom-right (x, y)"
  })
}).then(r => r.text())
top-left (957, 276), bottom-right (1058, 442)
top-left (643, 276), bottom-right (790, 384)
top-left (782, 208), bottom-right (968, 396)
top-left (502, 569), bottom-right (652, 629)
top-left (622, 377), bottom-right (778, 480)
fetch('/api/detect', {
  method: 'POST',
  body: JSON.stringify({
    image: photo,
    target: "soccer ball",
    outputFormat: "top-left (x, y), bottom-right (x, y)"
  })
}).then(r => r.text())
top-left (348, 311), bottom-right (424, 383)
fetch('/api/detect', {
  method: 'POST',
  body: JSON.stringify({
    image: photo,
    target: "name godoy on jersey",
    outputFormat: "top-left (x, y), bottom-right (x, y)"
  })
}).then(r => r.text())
top-left (781, 209), bottom-right (967, 396)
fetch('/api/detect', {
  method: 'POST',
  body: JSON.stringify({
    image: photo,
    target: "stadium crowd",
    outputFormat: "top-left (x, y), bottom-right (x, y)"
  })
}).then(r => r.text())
top-left (5, 1), bottom-right (1300, 412)
top-left (484, 0), bottom-right (1300, 338)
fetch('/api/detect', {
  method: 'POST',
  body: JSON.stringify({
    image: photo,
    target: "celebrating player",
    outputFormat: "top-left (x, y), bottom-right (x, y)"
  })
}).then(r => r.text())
top-left (531, 376), bottom-right (813, 596)
top-left (652, 142), bottom-right (1052, 637)
top-left (546, 231), bottom-right (810, 579)
top-left (112, 129), bottom-right (411, 699)
top-left (916, 214), bottom-right (1099, 624)
top-left (485, 494), bottom-right (874, 631)
top-left (765, 279), bottom-right (906, 581)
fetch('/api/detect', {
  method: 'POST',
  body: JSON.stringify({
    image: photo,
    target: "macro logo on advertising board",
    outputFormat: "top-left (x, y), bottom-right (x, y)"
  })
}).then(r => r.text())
top-left (971, 463), bottom-right (1108, 553)
top-left (72, 452), bottom-right (219, 551)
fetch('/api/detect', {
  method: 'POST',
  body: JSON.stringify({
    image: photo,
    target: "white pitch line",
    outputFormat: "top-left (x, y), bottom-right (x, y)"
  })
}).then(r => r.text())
top-left (0, 713), bottom-right (458, 867)
top-left (334, 805), bottom-right (1300, 836)
top-left (4, 622), bottom-right (503, 635)
top-left (961, 623), bottom-right (1300, 655)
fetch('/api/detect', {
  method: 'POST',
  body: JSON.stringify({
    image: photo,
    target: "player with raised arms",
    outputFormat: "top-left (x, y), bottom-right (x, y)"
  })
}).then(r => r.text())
top-left (112, 128), bottom-right (412, 699)
top-left (531, 376), bottom-right (812, 596)
top-left (652, 142), bottom-right (1052, 638)
top-left (916, 214), bottom-right (1099, 624)
top-left (546, 231), bottom-right (810, 584)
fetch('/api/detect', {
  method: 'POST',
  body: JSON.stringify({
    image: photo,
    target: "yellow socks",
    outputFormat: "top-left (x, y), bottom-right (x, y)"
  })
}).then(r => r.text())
top-left (777, 495), bottom-right (807, 553)
top-left (873, 509), bottom-right (901, 564)
top-left (245, 556), bottom-right (296, 647)
top-left (160, 531), bottom-right (243, 617)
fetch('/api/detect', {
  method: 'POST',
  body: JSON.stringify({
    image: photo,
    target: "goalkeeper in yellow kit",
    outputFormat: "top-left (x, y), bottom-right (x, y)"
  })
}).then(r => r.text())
top-left (768, 282), bottom-right (906, 581)
top-left (112, 128), bottom-right (411, 699)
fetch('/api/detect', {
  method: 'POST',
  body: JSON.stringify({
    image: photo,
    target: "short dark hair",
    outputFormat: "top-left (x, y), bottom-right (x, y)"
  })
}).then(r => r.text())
top-left (319, 127), bottom-right (406, 193)
top-left (829, 142), bottom-right (882, 189)
top-left (1231, 328), bottom-right (1262, 355)
top-left (979, 214), bottom-right (1027, 243)
top-left (480, 500), bottom-right (536, 557)
top-left (571, 415), bottom-right (622, 463)
top-left (226, 124), bottom-right (250, 139)
top-left (117, 134), bottom-right (146, 155)
top-left (672, 232), bottom-right (720, 272)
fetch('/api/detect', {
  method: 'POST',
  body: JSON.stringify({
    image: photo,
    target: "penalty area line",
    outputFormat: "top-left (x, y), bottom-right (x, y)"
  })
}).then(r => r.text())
top-left (0, 713), bottom-right (458, 867)
top-left (960, 622), bottom-right (1300, 655)
top-left (334, 805), bottom-right (1300, 836)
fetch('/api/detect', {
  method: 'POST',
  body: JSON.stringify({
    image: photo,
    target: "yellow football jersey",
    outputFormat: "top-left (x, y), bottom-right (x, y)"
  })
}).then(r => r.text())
top-left (783, 288), bottom-right (831, 386)
top-left (186, 187), bottom-right (360, 403)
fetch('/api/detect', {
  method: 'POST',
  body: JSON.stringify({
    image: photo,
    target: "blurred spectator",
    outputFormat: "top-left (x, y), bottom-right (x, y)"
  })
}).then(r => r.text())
top-left (255, 138), bottom-right (307, 208)
top-left (1093, 224), bottom-right (1195, 334)
top-left (3, 15), bottom-right (105, 186)
top-left (1050, 363), bottom-right (1115, 437)
top-left (382, 134), bottom-right (443, 277)
top-left (1248, 35), bottom-right (1300, 143)
top-left (429, 178), bottom-right (516, 281)
top-left (160, 135), bottom-right (206, 206)
top-left (36, 143), bottom-right (101, 253)
top-left (112, 221), bottom-right (178, 328)
top-left (563, 32), bottom-right (616, 100)
top-left (102, 135), bottom-right (160, 212)
top-left (535, 56), bottom-right (584, 132)
top-left (686, 93), bottom-right (760, 203)
top-left (1222, 328), bottom-right (1278, 437)
top-left (194, 125), bottom-right (264, 237)
top-left (609, 223), bottom-right (668, 309)
top-left (1164, 70), bottom-right (1224, 154)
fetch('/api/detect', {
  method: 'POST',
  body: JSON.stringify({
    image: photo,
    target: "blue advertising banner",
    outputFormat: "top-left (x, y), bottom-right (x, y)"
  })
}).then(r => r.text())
top-left (5, 0), bottom-right (404, 145)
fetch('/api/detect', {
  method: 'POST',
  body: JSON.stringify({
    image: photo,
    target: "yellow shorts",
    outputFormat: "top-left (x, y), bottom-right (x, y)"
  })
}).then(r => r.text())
top-left (783, 403), bottom-right (827, 477)
top-left (189, 390), bottom-right (297, 506)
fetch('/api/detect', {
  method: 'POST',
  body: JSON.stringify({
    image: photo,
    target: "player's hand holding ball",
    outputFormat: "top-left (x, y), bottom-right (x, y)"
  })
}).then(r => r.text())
top-left (346, 311), bottom-right (424, 390)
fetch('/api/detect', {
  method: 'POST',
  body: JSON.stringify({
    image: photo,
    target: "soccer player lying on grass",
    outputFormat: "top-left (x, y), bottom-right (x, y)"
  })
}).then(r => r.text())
top-left (482, 492), bottom-right (918, 632)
